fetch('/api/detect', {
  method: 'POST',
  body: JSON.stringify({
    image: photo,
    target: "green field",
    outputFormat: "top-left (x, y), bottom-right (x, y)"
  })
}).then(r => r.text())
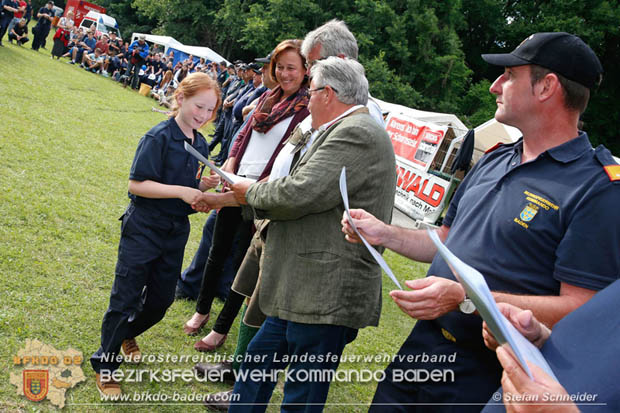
top-left (0, 32), bottom-right (427, 412)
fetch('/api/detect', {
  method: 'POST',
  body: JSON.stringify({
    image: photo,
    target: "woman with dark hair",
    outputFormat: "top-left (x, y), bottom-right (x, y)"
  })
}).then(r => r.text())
top-left (183, 39), bottom-right (310, 352)
top-left (174, 63), bottom-right (189, 84)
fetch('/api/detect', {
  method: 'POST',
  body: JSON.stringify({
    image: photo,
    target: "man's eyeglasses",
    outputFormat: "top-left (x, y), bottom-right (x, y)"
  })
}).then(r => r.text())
top-left (309, 86), bottom-right (339, 95)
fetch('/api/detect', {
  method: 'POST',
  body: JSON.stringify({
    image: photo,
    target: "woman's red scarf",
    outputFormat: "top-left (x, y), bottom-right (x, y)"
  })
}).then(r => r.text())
top-left (250, 85), bottom-right (309, 133)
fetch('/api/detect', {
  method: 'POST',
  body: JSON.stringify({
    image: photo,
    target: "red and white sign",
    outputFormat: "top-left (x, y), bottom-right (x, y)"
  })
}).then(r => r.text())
top-left (385, 114), bottom-right (451, 223)
top-left (385, 114), bottom-right (447, 173)
top-left (394, 164), bottom-right (450, 222)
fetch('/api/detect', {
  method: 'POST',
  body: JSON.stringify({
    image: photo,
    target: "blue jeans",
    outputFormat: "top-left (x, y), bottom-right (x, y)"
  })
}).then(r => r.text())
top-left (229, 316), bottom-right (358, 413)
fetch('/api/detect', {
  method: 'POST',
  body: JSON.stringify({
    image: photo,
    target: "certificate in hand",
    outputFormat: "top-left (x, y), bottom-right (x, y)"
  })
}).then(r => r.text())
top-left (340, 167), bottom-right (403, 290)
top-left (184, 141), bottom-right (255, 185)
top-left (427, 229), bottom-right (558, 381)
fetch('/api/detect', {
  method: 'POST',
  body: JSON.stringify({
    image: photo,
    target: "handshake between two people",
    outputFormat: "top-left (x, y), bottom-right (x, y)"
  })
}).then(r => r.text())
top-left (184, 172), bottom-right (253, 213)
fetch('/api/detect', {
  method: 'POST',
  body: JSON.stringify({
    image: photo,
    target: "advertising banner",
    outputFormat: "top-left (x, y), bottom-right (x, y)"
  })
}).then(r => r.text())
top-left (385, 114), bottom-right (447, 172)
top-left (385, 114), bottom-right (452, 223)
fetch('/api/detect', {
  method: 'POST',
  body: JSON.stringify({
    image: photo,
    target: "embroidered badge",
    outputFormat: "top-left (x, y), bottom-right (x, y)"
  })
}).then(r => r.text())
top-left (519, 203), bottom-right (539, 222)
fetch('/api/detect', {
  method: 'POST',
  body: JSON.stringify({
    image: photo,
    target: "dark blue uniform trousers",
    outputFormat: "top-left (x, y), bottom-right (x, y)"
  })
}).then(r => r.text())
top-left (369, 320), bottom-right (501, 413)
top-left (91, 204), bottom-right (190, 373)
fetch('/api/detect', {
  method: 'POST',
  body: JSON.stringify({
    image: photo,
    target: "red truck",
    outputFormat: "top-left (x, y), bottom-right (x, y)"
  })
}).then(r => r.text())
top-left (63, 0), bottom-right (106, 27)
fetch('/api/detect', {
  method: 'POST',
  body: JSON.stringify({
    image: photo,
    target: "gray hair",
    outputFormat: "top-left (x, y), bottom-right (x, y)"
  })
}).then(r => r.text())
top-left (310, 57), bottom-right (368, 106)
top-left (301, 19), bottom-right (358, 60)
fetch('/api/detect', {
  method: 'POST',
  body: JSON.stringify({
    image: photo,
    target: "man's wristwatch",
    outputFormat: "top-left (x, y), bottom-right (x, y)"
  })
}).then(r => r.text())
top-left (459, 296), bottom-right (476, 314)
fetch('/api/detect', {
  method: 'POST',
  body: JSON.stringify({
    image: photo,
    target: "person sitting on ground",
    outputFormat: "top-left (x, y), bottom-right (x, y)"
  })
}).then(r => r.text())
top-left (109, 42), bottom-right (128, 81)
top-left (101, 48), bottom-right (116, 77)
top-left (95, 32), bottom-right (109, 56)
top-left (82, 47), bottom-right (105, 73)
top-left (140, 53), bottom-right (161, 88)
top-left (152, 53), bottom-right (164, 84)
top-left (69, 29), bottom-right (95, 65)
top-left (174, 63), bottom-right (190, 84)
top-left (184, 54), bottom-right (195, 71)
top-left (195, 57), bottom-right (206, 72)
top-left (62, 26), bottom-right (81, 54)
top-left (107, 31), bottom-right (120, 56)
top-left (8, 18), bottom-right (28, 46)
top-left (151, 69), bottom-right (176, 103)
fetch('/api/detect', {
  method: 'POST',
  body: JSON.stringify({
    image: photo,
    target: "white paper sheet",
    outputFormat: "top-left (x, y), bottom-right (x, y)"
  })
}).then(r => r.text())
top-left (340, 167), bottom-right (403, 290)
top-left (184, 141), bottom-right (256, 185)
top-left (427, 229), bottom-right (558, 381)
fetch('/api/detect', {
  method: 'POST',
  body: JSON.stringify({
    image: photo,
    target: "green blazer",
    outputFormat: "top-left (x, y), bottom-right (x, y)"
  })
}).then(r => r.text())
top-left (245, 110), bottom-right (397, 329)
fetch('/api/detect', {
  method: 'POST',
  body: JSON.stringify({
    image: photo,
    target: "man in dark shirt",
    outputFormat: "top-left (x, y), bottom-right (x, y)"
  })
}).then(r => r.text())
top-left (107, 31), bottom-right (121, 55)
top-left (0, 0), bottom-right (19, 46)
top-left (8, 17), bottom-right (27, 45)
top-left (30, 0), bottom-right (53, 50)
top-left (343, 32), bottom-right (619, 412)
top-left (23, 0), bottom-right (31, 24)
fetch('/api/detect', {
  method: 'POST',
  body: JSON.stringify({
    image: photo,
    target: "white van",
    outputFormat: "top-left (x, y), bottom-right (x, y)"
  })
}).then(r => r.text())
top-left (78, 11), bottom-right (121, 39)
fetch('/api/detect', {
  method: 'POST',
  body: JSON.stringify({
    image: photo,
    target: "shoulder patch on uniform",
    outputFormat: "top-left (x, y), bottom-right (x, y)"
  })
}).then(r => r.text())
top-left (485, 142), bottom-right (503, 154)
top-left (604, 165), bottom-right (620, 182)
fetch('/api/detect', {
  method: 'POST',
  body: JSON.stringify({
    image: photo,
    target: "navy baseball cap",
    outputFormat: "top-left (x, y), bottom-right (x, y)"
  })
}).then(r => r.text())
top-left (247, 63), bottom-right (261, 73)
top-left (482, 32), bottom-right (603, 88)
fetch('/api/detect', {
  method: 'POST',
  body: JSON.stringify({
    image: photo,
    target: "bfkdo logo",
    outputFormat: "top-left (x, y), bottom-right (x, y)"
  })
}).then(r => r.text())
top-left (10, 339), bottom-right (86, 408)
top-left (23, 370), bottom-right (49, 402)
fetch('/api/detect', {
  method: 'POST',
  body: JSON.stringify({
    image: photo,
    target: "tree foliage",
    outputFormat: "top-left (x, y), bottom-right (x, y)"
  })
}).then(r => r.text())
top-left (124, 0), bottom-right (619, 153)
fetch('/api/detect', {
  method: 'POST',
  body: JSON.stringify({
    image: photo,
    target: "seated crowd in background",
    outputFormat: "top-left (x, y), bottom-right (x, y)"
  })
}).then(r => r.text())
top-left (20, 21), bottom-right (232, 103)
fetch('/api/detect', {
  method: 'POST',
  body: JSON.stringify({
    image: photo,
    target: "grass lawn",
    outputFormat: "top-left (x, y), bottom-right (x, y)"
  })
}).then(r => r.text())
top-left (0, 31), bottom-right (428, 412)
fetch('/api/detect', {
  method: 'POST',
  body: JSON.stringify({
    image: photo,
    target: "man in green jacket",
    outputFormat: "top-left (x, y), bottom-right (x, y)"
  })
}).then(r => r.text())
top-left (194, 56), bottom-right (396, 412)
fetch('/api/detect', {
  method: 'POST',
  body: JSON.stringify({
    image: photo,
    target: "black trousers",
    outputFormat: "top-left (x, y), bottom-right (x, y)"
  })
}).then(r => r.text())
top-left (90, 205), bottom-right (190, 373)
top-left (208, 108), bottom-right (231, 153)
top-left (195, 206), bottom-right (252, 334)
top-left (31, 24), bottom-right (49, 50)
top-left (125, 60), bottom-right (141, 89)
top-left (9, 33), bottom-right (29, 45)
top-left (0, 16), bottom-right (12, 43)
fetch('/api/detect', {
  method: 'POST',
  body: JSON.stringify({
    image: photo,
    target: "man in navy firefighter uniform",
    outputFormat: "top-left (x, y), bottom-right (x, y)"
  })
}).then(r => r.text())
top-left (342, 32), bottom-right (620, 411)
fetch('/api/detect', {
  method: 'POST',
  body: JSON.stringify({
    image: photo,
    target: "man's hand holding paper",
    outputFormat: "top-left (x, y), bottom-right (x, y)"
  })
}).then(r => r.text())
top-left (483, 303), bottom-right (551, 351)
top-left (390, 276), bottom-right (466, 320)
top-left (496, 346), bottom-right (577, 413)
top-left (341, 208), bottom-right (388, 246)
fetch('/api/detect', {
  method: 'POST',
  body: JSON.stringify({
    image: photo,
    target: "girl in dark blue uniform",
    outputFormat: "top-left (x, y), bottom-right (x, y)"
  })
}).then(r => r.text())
top-left (91, 72), bottom-right (221, 397)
